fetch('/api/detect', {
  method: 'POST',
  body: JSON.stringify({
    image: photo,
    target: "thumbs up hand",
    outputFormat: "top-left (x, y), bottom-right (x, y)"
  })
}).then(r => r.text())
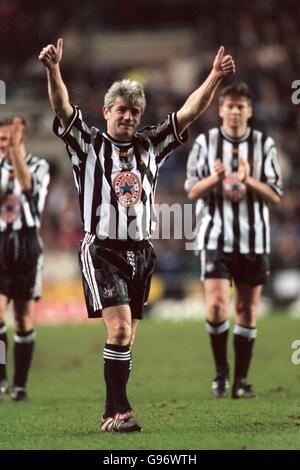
top-left (39, 38), bottom-right (64, 69)
top-left (213, 46), bottom-right (236, 77)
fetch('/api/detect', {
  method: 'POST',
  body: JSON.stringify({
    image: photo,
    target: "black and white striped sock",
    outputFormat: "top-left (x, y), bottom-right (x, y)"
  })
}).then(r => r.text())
top-left (205, 319), bottom-right (230, 374)
top-left (103, 343), bottom-right (132, 416)
top-left (233, 324), bottom-right (257, 381)
top-left (13, 330), bottom-right (36, 388)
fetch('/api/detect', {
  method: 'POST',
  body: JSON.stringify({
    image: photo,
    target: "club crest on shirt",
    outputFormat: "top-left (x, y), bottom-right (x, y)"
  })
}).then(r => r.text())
top-left (0, 194), bottom-right (21, 224)
top-left (113, 172), bottom-right (141, 207)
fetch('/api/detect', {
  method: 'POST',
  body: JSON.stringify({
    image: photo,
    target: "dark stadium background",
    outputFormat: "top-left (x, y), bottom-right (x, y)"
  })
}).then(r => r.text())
top-left (1, 0), bottom-right (300, 323)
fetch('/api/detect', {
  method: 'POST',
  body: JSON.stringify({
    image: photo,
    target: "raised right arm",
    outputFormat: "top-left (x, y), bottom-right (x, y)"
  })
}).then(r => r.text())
top-left (39, 38), bottom-right (73, 127)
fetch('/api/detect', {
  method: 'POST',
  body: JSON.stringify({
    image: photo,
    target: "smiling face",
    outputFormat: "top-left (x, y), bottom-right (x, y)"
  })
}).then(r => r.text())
top-left (0, 125), bottom-right (11, 159)
top-left (103, 96), bottom-right (142, 142)
top-left (219, 96), bottom-right (252, 137)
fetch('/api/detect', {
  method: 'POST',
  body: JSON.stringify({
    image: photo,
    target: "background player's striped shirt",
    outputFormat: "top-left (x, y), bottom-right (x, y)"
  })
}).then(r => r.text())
top-left (54, 106), bottom-right (187, 241)
top-left (0, 154), bottom-right (50, 231)
top-left (185, 127), bottom-right (284, 254)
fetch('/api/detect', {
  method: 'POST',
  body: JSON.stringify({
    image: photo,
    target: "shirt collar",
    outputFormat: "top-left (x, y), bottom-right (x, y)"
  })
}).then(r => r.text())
top-left (102, 132), bottom-right (134, 148)
top-left (220, 126), bottom-right (251, 143)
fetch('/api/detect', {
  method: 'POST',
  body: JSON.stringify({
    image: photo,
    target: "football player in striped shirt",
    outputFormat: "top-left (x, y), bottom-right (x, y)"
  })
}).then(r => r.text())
top-left (39, 38), bottom-right (235, 431)
top-left (185, 83), bottom-right (283, 399)
top-left (0, 117), bottom-right (49, 402)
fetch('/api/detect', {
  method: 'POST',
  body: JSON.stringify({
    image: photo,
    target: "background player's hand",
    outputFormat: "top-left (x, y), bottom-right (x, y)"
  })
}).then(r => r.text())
top-left (214, 159), bottom-right (226, 180)
top-left (213, 46), bottom-right (236, 77)
top-left (39, 38), bottom-right (63, 69)
top-left (9, 119), bottom-right (24, 151)
top-left (238, 159), bottom-right (250, 182)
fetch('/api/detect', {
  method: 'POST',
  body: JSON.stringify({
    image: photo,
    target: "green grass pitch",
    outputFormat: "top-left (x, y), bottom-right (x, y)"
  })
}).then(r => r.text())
top-left (1, 314), bottom-right (300, 450)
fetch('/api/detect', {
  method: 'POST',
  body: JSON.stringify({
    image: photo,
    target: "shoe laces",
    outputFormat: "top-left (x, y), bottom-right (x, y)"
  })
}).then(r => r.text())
top-left (115, 410), bottom-right (134, 422)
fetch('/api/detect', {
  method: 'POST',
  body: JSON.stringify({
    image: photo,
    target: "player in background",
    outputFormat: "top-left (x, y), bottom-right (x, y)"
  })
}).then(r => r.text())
top-left (185, 83), bottom-right (283, 398)
top-left (39, 38), bottom-right (235, 431)
top-left (0, 117), bottom-right (50, 401)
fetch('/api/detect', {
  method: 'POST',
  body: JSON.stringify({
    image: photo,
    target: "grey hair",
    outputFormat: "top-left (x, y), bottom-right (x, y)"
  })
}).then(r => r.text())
top-left (104, 79), bottom-right (146, 114)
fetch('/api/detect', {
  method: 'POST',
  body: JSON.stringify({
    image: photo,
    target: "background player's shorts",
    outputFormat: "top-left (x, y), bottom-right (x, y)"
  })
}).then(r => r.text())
top-left (200, 249), bottom-right (270, 286)
top-left (78, 234), bottom-right (156, 319)
top-left (0, 228), bottom-right (43, 300)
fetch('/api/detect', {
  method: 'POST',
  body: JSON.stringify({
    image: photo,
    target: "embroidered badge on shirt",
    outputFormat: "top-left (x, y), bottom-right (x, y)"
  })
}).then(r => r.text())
top-left (113, 172), bottom-right (141, 207)
top-left (0, 194), bottom-right (21, 224)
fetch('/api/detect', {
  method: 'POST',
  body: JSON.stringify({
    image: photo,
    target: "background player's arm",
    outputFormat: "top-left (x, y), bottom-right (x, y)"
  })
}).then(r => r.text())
top-left (39, 38), bottom-right (73, 127)
top-left (188, 159), bottom-right (225, 201)
top-left (9, 120), bottom-right (32, 191)
top-left (177, 47), bottom-right (235, 135)
top-left (239, 159), bottom-right (281, 205)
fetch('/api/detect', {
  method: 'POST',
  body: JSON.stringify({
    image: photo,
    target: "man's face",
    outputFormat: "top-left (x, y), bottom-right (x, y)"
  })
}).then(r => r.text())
top-left (219, 97), bottom-right (252, 132)
top-left (103, 96), bottom-right (142, 141)
top-left (0, 126), bottom-right (11, 158)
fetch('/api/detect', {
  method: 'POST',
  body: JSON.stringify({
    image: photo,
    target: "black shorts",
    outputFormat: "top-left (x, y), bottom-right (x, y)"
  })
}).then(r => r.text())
top-left (0, 229), bottom-right (43, 301)
top-left (78, 234), bottom-right (156, 320)
top-left (200, 249), bottom-right (270, 286)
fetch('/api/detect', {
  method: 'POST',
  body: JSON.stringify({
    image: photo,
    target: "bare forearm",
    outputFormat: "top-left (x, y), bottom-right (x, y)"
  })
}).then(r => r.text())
top-left (47, 65), bottom-right (73, 126)
top-left (188, 174), bottom-right (220, 200)
top-left (10, 151), bottom-right (32, 191)
top-left (185, 70), bottom-right (222, 117)
top-left (177, 70), bottom-right (222, 135)
top-left (245, 177), bottom-right (281, 205)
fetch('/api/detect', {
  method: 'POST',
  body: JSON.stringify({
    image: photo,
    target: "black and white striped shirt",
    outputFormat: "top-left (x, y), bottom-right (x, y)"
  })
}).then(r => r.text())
top-left (0, 154), bottom-right (50, 231)
top-left (185, 127), bottom-right (283, 254)
top-left (54, 106), bottom-right (187, 241)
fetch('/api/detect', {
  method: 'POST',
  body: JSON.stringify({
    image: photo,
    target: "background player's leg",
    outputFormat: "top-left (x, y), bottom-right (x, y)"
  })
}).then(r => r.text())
top-left (232, 283), bottom-right (262, 398)
top-left (12, 299), bottom-right (36, 400)
top-left (102, 304), bottom-right (132, 418)
top-left (0, 294), bottom-right (9, 394)
top-left (204, 279), bottom-right (231, 394)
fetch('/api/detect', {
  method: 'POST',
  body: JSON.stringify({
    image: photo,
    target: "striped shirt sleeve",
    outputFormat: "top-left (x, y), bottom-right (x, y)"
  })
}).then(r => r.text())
top-left (184, 133), bottom-right (207, 193)
top-left (263, 137), bottom-right (284, 197)
top-left (53, 105), bottom-right (92, 165)
top-left (31, 159), bottom-right (50, 214)
top-left (140, 112), bottom-right (188, 168)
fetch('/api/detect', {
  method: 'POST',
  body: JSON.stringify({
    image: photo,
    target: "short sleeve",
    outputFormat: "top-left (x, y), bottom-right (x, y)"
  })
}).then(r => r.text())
top-left (184, 134), bottom-right (207, 193)
top-left (29, 159), bottom-right (50, 214)
top-left (263, 137), bottom-right (284, 197)
top-left (53, 106), bottom-right (93, 165)
top-left (140, 112), bottom-right (188, 168)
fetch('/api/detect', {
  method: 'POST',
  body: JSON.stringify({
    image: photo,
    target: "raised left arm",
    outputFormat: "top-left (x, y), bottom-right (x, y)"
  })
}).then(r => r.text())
top-left (9, 119), bottom-right (32, 191)
top-left (176, 46), bottom-right (236, 135)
